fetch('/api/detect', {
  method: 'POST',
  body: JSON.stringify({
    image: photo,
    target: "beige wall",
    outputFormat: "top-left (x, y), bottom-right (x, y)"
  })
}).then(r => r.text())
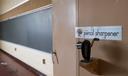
top-left (79, 0), bottom-right (128, 76)
top-left (0, 1), bottom-right (2, 14)
top-left (0, 0), bottom-right (29, 15)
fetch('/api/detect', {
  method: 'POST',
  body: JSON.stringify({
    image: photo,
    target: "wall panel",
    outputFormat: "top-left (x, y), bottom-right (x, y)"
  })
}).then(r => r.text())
top-left (53, 0), bottom-right (78, 76)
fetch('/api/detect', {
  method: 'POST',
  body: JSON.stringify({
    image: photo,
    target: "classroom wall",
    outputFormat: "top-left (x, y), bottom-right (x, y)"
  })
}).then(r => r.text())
top-left (0, 0), bottom-right (53, 76)
top-left (79, 0), bottom-right (128, 76)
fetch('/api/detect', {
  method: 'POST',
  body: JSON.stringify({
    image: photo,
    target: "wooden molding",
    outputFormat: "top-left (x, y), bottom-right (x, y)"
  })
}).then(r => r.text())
top-left (0, 0), bottom-right (29, 15)
top-left (0, 0), bottom-right (52, 20)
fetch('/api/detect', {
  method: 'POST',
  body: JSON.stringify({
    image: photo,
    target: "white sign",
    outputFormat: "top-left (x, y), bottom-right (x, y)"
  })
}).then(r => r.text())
top-left (75, 26), bottom-right (122, 40)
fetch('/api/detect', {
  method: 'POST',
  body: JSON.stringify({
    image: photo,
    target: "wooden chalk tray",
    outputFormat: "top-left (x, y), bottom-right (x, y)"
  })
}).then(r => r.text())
top-left (80, 58), bottom-right (101, 75)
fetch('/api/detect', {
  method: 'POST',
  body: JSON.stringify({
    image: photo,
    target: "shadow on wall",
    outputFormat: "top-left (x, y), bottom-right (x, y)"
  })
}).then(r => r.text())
top-left (80, 41), bottom-right (128, 76)
top-left (80, 58), bottom-right (128, 76)
top-left (101, 41), bottom-right (124, 65)
top-left (99, 41), bottom-right (128, 76)
top-left (99, 59), bottom-right (128, 76)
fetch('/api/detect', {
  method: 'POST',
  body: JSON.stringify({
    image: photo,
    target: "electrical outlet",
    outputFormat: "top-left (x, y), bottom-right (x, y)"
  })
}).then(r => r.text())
top-left (42, 59), bottom-right (46, 64)
top-left (14, 48), bottom-right (17, 51)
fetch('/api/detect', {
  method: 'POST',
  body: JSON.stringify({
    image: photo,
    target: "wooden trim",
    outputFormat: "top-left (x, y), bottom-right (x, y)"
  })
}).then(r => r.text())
top-left (0, 0), bottom-right (29, 15)
top-left (0, 4), bottom-right (52, 22)
top-left (0, 0), bottom-right (52, 20)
